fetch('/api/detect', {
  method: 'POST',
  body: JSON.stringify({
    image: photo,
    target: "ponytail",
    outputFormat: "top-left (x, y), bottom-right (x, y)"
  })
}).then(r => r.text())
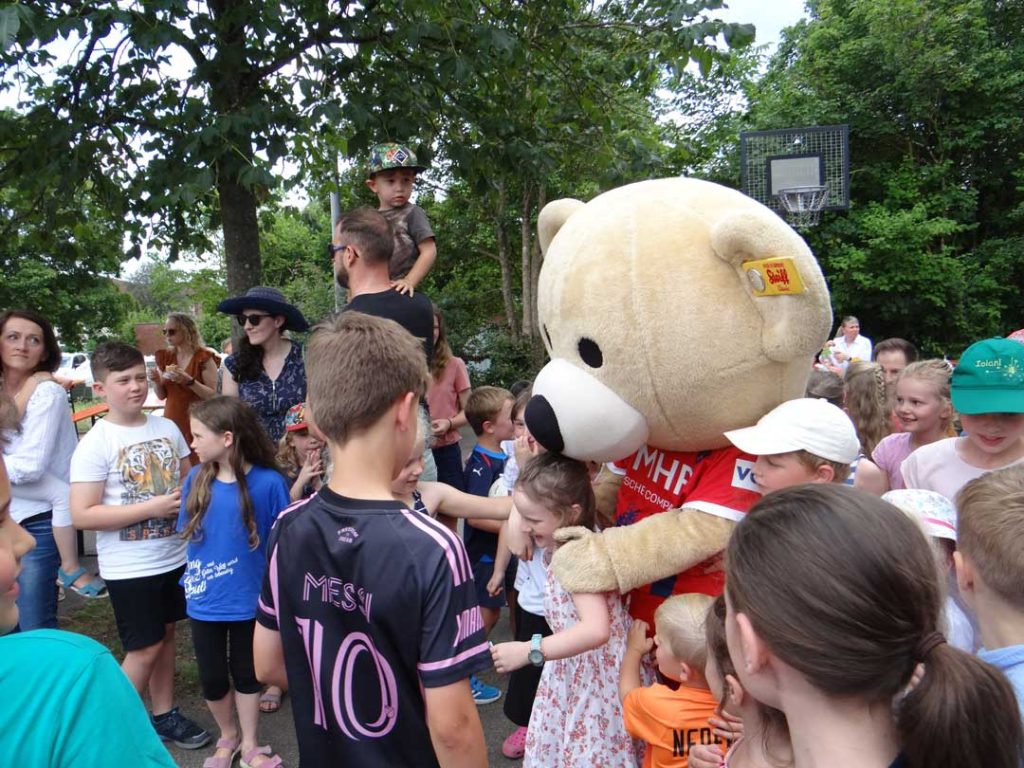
top-left (899, 639), bottom-right (1023, 768)
top-left (726, 485), bottom-right (1024, 768)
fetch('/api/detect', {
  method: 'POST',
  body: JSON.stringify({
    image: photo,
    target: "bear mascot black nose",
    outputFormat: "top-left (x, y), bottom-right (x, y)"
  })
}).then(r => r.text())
top-left (524, 395), bottom-right (564, 454)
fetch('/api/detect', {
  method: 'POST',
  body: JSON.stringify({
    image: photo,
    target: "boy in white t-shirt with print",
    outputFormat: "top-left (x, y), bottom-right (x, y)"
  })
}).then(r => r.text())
top-left (902, 337), bottom-right (1024, 499)
top-left (70, 342), bottom-right (210, 751)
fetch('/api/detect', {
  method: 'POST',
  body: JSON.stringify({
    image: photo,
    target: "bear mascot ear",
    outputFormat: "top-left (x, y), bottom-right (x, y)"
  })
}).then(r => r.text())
top-left (710, 212), bottom-right (833, 364)
top-left (538, 198), bottom-right (586, 255)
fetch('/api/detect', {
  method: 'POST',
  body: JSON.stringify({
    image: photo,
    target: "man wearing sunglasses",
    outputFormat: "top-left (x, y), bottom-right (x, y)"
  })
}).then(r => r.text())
top-left (332, 207), bottom-right (438, 482)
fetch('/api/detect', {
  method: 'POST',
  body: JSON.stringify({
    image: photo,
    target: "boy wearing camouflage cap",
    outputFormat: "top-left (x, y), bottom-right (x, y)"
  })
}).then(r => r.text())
top-left (366, 142), bottom-right (437, 296)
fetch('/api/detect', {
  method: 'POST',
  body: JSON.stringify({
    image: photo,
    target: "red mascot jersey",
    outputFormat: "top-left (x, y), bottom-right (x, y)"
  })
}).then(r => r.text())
top-left (612, 445), bottom-right (761, 627)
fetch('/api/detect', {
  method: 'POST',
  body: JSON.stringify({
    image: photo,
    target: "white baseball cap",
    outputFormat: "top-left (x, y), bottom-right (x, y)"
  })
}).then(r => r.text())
top-left (882, 489), bottom-right (957, 542)
top-left (724, 398), bottom-right (860, 464)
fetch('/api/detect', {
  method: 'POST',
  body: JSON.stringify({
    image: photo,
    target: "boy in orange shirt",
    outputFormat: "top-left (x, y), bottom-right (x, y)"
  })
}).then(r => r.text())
top-left (620, 593), bottom-right (724, 767)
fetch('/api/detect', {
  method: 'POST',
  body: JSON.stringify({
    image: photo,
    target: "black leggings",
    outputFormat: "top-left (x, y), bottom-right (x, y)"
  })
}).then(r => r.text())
top-left (503, 605), bottom-right (553, 726)
top-left (190, 618), bottom-right (261, 700)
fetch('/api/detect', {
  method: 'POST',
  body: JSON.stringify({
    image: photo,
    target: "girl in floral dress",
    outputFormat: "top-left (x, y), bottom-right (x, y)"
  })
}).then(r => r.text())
top-left (491, 453), bottom-right (636, 768)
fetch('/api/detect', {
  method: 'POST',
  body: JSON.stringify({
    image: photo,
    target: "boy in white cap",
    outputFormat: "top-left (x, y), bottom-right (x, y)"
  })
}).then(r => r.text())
top-left (883, 488), bottom-right (975, 651)
top-left (723, 398), bottom-right (861, 494)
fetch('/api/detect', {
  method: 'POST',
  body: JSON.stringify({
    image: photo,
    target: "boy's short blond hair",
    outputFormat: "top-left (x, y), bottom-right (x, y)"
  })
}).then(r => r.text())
top-left (793, 449), bottom-right (852, 484)
top-left (957, 464), bottom-right (1024, 610)
top-left (306, 313), bottom-right (429, 444)
top-left (653, 594), bottom-right (713, 668)
top-left (465, 386), bottom-right (512, 436)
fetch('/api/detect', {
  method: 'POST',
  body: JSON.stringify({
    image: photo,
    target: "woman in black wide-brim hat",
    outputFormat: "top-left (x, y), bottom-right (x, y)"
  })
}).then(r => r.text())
top-left (218, 286), bottom-right (309, 444)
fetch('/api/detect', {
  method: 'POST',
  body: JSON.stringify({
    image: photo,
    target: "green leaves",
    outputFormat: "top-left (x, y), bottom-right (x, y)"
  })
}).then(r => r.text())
top-left (746, 0), bottom-right (1024, 352)
top-left (3, 0), bottom-right (757, 337)
top-left (0, 4), bottom-right (19, 52)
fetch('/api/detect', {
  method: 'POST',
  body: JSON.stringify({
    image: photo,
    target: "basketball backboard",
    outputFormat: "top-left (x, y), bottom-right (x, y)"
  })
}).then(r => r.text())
top-left (740, 125), bottom-right (849, 227)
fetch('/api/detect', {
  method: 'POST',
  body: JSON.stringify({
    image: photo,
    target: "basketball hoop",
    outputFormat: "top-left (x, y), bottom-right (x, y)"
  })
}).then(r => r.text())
top-left (776, 185), bottom-right (829, 230)
top-left (741, 125), bottom-right (849, 229)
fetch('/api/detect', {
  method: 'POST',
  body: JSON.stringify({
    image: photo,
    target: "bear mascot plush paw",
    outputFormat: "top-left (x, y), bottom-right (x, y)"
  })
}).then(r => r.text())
top-left (523, 177), bottom-right (833, 617)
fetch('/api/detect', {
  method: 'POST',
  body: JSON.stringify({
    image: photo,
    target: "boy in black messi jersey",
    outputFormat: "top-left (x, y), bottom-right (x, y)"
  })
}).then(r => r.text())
top-left (254, 313), bottom-right (489, 767)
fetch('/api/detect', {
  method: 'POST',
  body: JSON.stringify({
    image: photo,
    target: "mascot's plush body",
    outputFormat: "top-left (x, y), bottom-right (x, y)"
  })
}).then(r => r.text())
top-left (524, 177), bottom-right (833, 626)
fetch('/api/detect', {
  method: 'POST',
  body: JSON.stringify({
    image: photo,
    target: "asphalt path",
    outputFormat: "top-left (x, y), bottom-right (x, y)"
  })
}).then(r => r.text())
top-left (164, 611), bottom-right (517, 767)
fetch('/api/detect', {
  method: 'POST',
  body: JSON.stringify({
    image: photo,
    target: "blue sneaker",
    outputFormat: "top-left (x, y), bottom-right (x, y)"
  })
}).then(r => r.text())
top-left (469, 674), bottom-right (501, 705)
top-left (152, 707), bottom-right (211, 750)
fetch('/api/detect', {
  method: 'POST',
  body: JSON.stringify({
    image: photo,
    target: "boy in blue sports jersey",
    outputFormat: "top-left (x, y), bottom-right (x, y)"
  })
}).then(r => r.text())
top-left (254, 312), bottom-right (488, 767)
top-left (462, 385), bottom-right (515, 705)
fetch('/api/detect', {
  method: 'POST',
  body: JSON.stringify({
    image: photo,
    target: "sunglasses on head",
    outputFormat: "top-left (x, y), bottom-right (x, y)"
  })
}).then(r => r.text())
top-left (236, 313), bottom-right (270, 327)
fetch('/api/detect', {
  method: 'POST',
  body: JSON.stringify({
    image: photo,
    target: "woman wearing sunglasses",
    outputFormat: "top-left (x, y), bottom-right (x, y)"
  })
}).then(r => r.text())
top-left (217, 287), bottom-right (309, 443)
top-left (149, 312), bottom-right (219, 459)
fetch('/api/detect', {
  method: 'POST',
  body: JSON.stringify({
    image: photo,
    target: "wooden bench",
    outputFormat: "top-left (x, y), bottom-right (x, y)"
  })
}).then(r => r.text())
top-left (71, 403), bottom-right (109, 425)
top-left (71, 402), bottom-right (164, 428)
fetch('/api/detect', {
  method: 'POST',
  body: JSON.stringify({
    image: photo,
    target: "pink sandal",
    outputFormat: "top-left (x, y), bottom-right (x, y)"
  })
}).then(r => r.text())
top-left (502, 726), bottom-right (528, 759)
top-left (203, 737), bottom-right (240, 768)
top-left (241, 745), bottom-right (283, 768)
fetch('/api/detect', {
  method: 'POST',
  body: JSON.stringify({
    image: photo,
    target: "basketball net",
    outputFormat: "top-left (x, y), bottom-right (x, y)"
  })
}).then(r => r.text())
top-left (776, 185), bottom-right (829, 230)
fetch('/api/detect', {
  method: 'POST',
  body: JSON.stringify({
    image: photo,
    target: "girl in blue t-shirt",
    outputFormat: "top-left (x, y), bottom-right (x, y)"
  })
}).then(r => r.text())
top-left (178, 396), bottom-right (290, 768)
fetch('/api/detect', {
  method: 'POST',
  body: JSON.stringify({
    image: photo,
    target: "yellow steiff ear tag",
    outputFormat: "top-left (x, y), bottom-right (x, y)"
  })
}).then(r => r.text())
top-left (741, 257), bottom-right (806, 296)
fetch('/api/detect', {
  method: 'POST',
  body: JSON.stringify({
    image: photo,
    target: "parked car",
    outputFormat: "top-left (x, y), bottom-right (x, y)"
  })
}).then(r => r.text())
top-left (55, 352), bottom-right (93, 386)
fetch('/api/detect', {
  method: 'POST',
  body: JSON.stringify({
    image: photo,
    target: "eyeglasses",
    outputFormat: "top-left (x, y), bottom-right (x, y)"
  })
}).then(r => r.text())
top-left (328, 243), bottom-right (356, 258)
top-left (236, 313), bottom-right (270, 327)
top-left (161, 328), bottom-right (177, 336)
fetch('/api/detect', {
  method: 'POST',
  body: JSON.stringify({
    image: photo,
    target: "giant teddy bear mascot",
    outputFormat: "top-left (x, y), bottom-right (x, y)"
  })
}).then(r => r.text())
top-left (523, 177), bottom-right (833, 628)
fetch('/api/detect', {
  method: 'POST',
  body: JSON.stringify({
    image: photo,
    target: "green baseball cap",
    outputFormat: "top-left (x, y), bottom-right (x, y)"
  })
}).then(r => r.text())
top-left (368, 142), bottom-right (426, 175)
top-left (951, 337), bottom-right (1024, 415)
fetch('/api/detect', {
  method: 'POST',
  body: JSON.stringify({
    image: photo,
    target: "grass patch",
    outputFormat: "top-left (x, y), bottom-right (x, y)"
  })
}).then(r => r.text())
top-left (61, 598), bottom-right (120, 650)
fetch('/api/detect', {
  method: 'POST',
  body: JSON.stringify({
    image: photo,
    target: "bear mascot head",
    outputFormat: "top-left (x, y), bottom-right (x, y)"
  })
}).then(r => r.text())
top-left (523, 177), bottom-right (833, 622)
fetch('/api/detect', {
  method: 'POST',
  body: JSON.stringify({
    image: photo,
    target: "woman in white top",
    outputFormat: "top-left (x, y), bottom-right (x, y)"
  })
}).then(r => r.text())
top-left (1, 309), bottom-right (104, 630)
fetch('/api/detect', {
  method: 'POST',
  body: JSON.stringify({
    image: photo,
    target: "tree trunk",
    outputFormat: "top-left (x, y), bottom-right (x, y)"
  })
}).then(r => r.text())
top-left (520, 185), bottom-right (534, 339)
top-left (210, 0), bottom-right (261, 297)
top-left (495, 183), bottom-right (519, 338)
top-left (529, 184), bottom-right (546, 340)
top-left (218, 175), bottom-right (262, 295)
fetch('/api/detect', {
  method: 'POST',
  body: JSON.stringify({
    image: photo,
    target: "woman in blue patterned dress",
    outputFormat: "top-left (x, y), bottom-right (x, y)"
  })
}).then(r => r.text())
top-left (218, 287), bottom-right (309, 444)
top-left (217, 286), bottom-right (308, 714)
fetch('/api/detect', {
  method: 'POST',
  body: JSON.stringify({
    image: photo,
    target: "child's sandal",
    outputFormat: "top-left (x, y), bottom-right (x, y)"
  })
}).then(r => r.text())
top-left (258, 687), bottom-right (283, 713)
top-left (57, 567), bottom-right (108, 599)
top-left (202, 737), bottom-right (240, 768)
top-left (241, 746), bottom-right (283, 768)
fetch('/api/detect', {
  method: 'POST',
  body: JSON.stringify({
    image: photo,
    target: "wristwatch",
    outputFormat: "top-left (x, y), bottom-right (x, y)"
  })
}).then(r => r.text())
top-left (528, 634), bottom-right (545, 667)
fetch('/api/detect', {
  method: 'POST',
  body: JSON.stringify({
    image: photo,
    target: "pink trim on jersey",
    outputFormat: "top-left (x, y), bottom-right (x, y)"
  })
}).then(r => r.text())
top-left (277, 496), bottom-right (313, 520)
top-left (423, 511), bottom-right (474, 579)
top-left (257, 498), bottom-right (310, 622)
top-left (400, 509), bottom-right (471, 586)
top-left (417, 640), bottom-right (490, 672)
top-left (258, 544), bottom-right (280, 622)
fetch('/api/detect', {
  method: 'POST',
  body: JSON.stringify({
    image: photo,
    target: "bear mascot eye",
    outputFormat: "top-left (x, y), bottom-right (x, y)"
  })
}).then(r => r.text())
top-left (577, 337), bottom-right (603, 369)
